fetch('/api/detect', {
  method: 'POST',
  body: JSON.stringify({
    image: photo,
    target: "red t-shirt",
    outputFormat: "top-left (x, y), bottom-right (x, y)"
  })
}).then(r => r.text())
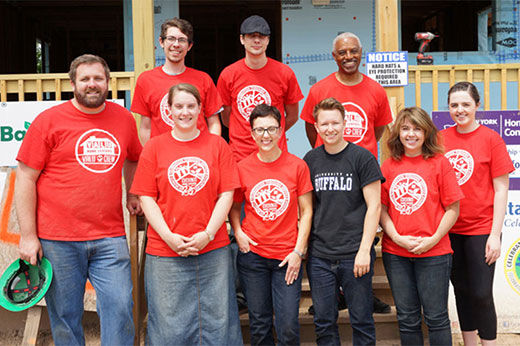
top-left (381, 154), bottom-right (464, 257)
top-left (16, 101), bottom-right (143, 241)
top-left (440, 125), bottom-right (514, 235)
top-left (217, 58), bottom-right (304, 162)
top-left (131, 66), bottom-right (222, 137)
top-left (300, 73), bottom-right (393, 158)
top-left (234, 151), bottom-right (313, 260)
top-left (130, 131), bottom-right (240, 257)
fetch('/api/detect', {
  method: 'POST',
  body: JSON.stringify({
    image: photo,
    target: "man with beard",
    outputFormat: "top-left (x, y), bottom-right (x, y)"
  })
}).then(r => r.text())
top-left (131, 17), bottom-right (222, 145)
top-left (16, 54), bottom-right (142, 346)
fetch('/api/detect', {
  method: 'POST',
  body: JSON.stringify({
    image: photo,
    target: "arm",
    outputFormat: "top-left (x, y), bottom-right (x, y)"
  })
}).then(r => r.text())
top-left (284, 102), bottom-right (299, 131)
top-left (15, 162), bottom-right (43, 265)
top-left (305, 122), bottom-right (317, 147)
top-left (279, 192), bottom-right (313, 284)
top-left (138, 115), bottom-right (151, 146)
top-left (379, 204), bottom-right (420, 251)
top-left (206, 113), bottom-right (222, 136)
top-left (185, 190), bottom-right (235, 251)
top-left (220, 106), bottom-right (231, 128)
top-left (411, 201), bottom-right (460, 255)
top-left (485, 173), bottom-right (509, 264)
top-left (229, 201), bottom-right (257, 253)
top-left (354, 180), bottom-right (381, 278)
top-left (123, 159), bottom-right (142, 215)
top-left (375, 125), bottom-right (387, 142)
top-left (139, 195), bottom-right (197, 256)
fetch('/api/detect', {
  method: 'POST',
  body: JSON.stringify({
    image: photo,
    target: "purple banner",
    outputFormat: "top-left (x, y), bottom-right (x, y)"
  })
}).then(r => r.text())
top-left (432, 110), bottom-right (520, 190)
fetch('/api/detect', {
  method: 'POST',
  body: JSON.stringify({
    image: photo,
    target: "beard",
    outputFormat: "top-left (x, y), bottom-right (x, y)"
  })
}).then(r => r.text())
top-left (74, 87), bottom-right (108, 108)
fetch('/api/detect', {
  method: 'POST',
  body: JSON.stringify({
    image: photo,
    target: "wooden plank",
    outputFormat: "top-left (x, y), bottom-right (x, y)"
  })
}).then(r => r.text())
top-left (484, 69), bottom-right (490, 110)
top-left (55, 79), bottom-right (62, 100)
top-left (36, 79), bottom-right (43, 101)
top-left (21, 306), bottom-right (42, 346)
top-left (432, 70), bottom-right (439, 111)
top-left (129, 214), bottom-right (140, 346)
top-left (0, 80), bottom-right (6, 102)
top-left (132, 0), bottom-right (155, 78)
top-left (111, 77), bottom-right (118, 100)
top-left (415, 71), bottom-right (421, 108)
top-left (18, 80), bottom-right (24, 101)
top-left (501, 68), bottom-right (507, 110)
top-left (467, 69), bottom-right (473, 83)
top-left (449, 69), bottom-right (455, 87)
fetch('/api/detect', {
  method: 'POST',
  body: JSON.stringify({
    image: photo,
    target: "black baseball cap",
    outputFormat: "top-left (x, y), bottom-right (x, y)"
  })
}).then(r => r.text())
top-left (240, 15), bottom-right (270, 36)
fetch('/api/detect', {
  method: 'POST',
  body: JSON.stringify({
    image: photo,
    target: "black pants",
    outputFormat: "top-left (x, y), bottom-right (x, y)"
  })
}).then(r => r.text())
top-left (450, 233), bottom-right (497, 340)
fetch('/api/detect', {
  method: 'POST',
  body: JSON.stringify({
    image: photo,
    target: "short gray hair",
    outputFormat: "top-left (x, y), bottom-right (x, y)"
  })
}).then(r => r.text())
top-left (332, 32), bottom-right (362, 52)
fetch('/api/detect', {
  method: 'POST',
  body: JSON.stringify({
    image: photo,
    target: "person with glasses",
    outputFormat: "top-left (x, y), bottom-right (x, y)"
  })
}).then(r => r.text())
top-left (230, 103), bottom-right (313, 345)
top-left (130, 83), bottom-right (242, 345)
top-left (217, 15), bottom-right (303, 163)
top-left (131, 17), bottom-right (222, 145)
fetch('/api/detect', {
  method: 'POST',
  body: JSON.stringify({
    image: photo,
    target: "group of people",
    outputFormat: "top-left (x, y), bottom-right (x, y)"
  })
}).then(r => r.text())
top-left (14, 13), bottom-right (513, 346)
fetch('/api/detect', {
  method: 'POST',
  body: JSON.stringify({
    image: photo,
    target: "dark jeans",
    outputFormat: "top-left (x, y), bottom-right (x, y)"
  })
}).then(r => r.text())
top-left (306, 251), bottom-right (376, 346)
top-left (450, 233), bottom-right (497, 340)
top-left (237, 251), bottom-right (302, 346)
top-left (383, 252), bottom-right (452, 346)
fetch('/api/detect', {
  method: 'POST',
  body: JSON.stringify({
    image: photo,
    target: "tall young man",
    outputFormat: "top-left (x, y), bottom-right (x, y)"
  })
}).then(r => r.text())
top-left (16, 54), bottom-right (142, 345)
top-left (131, 18), bottom-right (222, 144)
top-left (217, 15), bottom-right (303, 162)
top-left (303, 98), bottom-right (384, 346)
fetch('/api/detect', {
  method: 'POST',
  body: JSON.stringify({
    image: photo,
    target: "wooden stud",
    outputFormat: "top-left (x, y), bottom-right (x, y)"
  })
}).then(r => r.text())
top-left (0, 80), bottom-right (6, 102)
top-left (415, 71), bottom-right (421, 108)
top-left (55, 79), bottom-right (62, 100)
top-left (432, 70), bottom-right (439, 111)
top-left (36, 79), bottom-right (43, 101)
top-left (501, 68), bottom-right (507, 110)
top-left (484, 69), bottom-right (490, 110)
top-left (18, 79), bottom-right (24, 101)
top-left (449, 69), bottom-right (455, 87)
top-left (111, 77), bottom-right (118, 100)
top-left (467, 69), bottom-right (473, 83)
top-left (132, 0), bottom-right (155, 78)
top-left (21, 306), bottom-right (42, 346)
top-left (129, 214), bottom-right (140, 346)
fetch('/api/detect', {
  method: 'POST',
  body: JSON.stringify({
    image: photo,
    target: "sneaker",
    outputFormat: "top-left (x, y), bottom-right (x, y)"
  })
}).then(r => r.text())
top-left (373, 296), bottom-right (391, 313)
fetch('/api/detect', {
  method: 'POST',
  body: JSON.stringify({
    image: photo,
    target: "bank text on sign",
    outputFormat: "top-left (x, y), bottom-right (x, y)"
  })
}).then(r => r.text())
top-left (366, 51), bottom-right (408, 87)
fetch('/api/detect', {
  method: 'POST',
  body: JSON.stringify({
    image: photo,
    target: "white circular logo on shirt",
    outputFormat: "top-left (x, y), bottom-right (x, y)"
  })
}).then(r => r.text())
top-left (342, 102), bottom-right (368, 144)
top-left (237, 85), bottom-right (272, 121)
top-left (168, 157), bottom-right (209, 196)
top-left (75, 129), bottom-right (121, 173)
top-left (250, 179), bottom-right (290, 221)
top-left (160, 93), bottom-right (176, 128)
top-left (389, 173), bottom-right (428, 215)
top-left (445, 149), bottom-right (474, 185)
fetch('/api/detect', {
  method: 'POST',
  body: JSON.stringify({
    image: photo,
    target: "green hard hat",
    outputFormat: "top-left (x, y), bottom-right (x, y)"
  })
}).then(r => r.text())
top-left (0, 258), bottom-right (53, 312)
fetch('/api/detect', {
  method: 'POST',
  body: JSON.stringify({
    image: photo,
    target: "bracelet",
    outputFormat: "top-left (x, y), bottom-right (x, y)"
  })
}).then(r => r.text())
top-left (204, 229), bottom-right (214, 241)
top-left (292, 249), bottom-right (305, 258)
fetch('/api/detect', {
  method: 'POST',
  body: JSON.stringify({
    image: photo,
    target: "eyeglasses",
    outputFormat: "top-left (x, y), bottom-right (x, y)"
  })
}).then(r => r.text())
top-left (162, 36), bottom-right (189, 45)
top-left (252, 126), bottom-right (280, 136)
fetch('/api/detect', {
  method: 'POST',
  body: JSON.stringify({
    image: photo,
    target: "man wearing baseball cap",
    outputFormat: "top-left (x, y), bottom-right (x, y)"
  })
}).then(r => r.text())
top-left (217, 15), bottom-right (303, 162)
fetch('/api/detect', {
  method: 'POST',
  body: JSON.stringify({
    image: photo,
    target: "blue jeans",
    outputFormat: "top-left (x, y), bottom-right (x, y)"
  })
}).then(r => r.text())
top-left (306, 251), bottom-right (376, 346)
top-left (237, 251), bottom-right (302, 346)
top-left (41, 236), bottom-right (134, 346)
top-left (383, 253), bottom-right (452, 346)
top-left (145, 246), bottom-right (242, 346)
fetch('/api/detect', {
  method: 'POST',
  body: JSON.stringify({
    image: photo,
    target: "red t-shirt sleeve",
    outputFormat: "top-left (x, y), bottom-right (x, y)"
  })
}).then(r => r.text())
top-left (439, 156), bottom-right (464, 208)
top-left (284, 70), bottom-right (304, 105)
top-left (130, 141), bottom-right (158, 197)
top-left (297, 160), bottom-right (314, 196)
top-left (130, 74), bottom-right (150, 118)
top-left (201, 76), bottom-right (223, 118)
top-left (300, 88), bottom-right (317, 124)
top-left (216, 138), bottom-right (240, 194)
top-left (16, 116), bottom-right (50, 171)
top-left (490, 134), bottom-right (514, 178)
top-left (217, 71), bottom-right (232, 107)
